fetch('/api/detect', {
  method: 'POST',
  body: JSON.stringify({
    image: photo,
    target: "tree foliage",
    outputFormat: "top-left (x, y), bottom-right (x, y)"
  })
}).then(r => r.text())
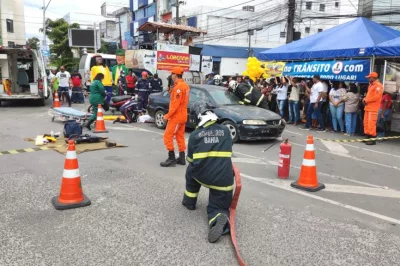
top-left (26, 37), bottom-right (40, 50)
top-left (41, 18), bottom-right (80, 70)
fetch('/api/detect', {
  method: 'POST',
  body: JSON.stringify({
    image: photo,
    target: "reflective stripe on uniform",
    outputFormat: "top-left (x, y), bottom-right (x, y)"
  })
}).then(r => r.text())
top-left (186, 156), bottom-right (193, 163)
top-left (244, 86), bottom-right (254, 96)
top-left (244, 98), bottom-right (251, 103)
top-left (203, 121), bottom-right (216, 128)
top-left (209, 213), bottom-right (221, 225)
top-left (239, 101), bottom-right (244, 105)
top-left (194, 177), bottom-right (234, 192)
top-left (193, 151), bottom-right (232, 159)
top-left (256, 94), bottom-right (265, 106)
top-left (185, 190), bottom-right (198, 198)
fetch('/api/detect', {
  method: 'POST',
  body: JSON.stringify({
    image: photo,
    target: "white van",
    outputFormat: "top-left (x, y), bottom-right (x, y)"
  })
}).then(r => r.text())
top-left (78, 53), bottom-right (117, 87)
top-left (0, 48), bottom-right (48, 106)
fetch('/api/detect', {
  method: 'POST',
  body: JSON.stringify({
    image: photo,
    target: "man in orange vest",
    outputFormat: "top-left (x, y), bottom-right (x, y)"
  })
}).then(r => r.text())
top-left (161, 67), bottom-right (190, 167)
top-left (363, 72), bottom-right (384, 145)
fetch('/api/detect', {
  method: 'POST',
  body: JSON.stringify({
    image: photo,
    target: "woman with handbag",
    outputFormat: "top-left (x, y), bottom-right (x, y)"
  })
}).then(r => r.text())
top-left (84, 73), bottom-right (106, 130)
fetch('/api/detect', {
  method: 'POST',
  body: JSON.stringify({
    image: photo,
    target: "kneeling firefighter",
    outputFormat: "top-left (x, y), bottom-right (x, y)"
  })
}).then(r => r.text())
top-left (182, 101), bottom-right (234, 243)
top-left (229, 80), bottom-right (269, 110)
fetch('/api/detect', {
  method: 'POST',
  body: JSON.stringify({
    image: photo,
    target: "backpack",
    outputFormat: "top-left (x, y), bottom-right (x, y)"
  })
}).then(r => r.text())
top-left (64, 120), bottom-right (82, 138)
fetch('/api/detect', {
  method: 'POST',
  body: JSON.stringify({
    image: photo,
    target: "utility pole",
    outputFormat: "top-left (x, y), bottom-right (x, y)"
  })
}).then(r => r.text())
top-left (248, 30), bottom-right (253, 57)
top-left (118, 17), bottom-right (122, 49)
top-left (175, 0), bottom-right (180, 44)
top-left (42, 0), bottom-right (52, 66)
top-left (286, 0), bottom-right (295, 44)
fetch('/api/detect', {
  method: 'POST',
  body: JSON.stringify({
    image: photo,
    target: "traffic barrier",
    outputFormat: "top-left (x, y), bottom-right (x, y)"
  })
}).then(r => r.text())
top-left (316, 135), bottom-right (400, 143)
top-left (52, 140), bottom-right (91, 210)
top-left (291, 135), bottom-right (325, 192)
top-left (93, 104), bottom-right (109, 133)
top-left (231, 164), bottom-right (246, 266)
top-left (278, 139), bottom-right (292, 179)
top-left (53, 92), bottom-right (61, 108)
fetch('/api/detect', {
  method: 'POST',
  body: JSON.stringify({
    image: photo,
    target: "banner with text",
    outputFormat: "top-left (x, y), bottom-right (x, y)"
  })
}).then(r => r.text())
top-left (201, 56), bottom-right (213, 74)
top-left (157, 51), bottom-right (190, 71)
top-left (125, 50), bottom-right (157, 74)
top-left (282, 60), bottom-right (371, 83)
top-left (260, 61), bottom-right (286, 78)
top-left (189, 54), bottom-right (201, 71)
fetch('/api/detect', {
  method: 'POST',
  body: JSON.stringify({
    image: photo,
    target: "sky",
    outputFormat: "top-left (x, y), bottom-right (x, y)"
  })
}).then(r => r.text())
top-left (24, 0), bottom-right (127, 41)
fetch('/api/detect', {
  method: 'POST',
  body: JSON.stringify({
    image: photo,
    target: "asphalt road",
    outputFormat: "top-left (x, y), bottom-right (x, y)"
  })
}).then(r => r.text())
top-left (1, 100), bottom-right (400, 266)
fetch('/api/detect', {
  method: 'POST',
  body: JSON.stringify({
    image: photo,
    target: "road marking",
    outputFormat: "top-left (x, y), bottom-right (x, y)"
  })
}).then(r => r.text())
top-left (0, 147), bottom-right (50, 156)
top-left (283, 129), bottom-right (303, 136)
top-left (240, 173), bottom-right (400, 225)
top-left (320, 140), bottom-right (350, 157)
top-left (342, 143), bottom-right (400, 159)
top-left (232, 151), bottom-right (387, 189)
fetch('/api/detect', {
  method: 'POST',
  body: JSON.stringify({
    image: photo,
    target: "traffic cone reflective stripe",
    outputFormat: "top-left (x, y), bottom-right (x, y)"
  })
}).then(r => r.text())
top-left (53, 92), bottom-right (61, 108)
top-left (52, 140), bottom-right (91, 210)
top-left (291, 135), bottom-right (325, 192)
top-left (93, 104), bottom-right (108, 133)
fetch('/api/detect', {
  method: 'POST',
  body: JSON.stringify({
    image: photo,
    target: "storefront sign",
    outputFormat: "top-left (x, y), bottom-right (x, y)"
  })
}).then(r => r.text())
top-left (157, 51), bottom-right (190, 71)
top-left (282, 60), bottom-right (371, 82)
top-left (201, 56), bottom-right (213, 74)
top-left (125, 50), bottom-right (157, 74)
top-left (189, 54), bottom-right (200, 71)
top-left (156, 43), bottom-right (189, 53)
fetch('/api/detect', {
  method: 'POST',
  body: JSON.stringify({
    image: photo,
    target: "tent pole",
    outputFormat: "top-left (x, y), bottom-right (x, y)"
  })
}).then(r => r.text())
top-left (371, 55), bottom-right (375, 72)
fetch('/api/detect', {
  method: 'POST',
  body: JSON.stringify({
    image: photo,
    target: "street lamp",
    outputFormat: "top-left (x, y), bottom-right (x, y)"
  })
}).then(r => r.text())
top-left (42, 0), bottom-right (52, 66)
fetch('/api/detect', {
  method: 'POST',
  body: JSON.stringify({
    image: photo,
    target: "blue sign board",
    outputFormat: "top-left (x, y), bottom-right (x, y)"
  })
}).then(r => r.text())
top-left (41, 50), bottom-right (50, 57)
top-left (282, 60), bottom-right (371, 83)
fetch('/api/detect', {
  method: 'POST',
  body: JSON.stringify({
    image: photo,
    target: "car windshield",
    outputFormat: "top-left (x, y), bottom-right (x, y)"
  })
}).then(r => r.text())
top-left (208, 89), bottom-right (241, 105)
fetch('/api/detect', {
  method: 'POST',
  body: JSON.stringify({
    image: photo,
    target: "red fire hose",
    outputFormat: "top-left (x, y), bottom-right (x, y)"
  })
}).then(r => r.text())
top-left (231, 165), bottom-right (247, 266)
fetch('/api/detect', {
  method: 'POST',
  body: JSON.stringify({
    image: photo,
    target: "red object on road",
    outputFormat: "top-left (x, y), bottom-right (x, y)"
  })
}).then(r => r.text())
top-left (231, 164), bottom-right (247, 266)
top-left (278, 139), bottom-right (292, 179)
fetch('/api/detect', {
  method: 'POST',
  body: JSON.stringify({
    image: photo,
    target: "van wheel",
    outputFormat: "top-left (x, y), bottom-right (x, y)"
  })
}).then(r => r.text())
top-left (37, 99), bottom-right (45, 106)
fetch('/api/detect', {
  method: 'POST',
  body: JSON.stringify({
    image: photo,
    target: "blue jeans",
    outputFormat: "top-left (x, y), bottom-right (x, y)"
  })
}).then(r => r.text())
top-left (345, 112), bottom-right (357, 135)
top-left (57, 86), bottom-right (71, 107)
top-left (329, 103), bottom-right (344, 132)
top-left (377, 109), bottom-right (391, 137)
top-left (105, 86), bottom-right (113, 104)
top-left (277, 99), bottom-right (287, 118)
top-left (288, 101), bottom-right (300, 123)
top-left (305, 102), bottom-right (325, 129)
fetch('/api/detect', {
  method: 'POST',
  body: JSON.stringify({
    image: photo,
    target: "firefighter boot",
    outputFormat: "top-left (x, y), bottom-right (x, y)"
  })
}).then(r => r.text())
top-left (160, 151), bottom-right (177, 167)
top-left (84, 120), bottom-right (94, 131)
top-left (182, 200), bottom-right (196, 210)
top-left (176, 151), bottom-right (186, 165)
top-left (208, 214), bottom-right (229, 243)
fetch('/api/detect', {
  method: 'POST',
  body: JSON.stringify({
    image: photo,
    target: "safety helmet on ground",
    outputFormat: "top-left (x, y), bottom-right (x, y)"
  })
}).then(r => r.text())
top-left (190, 101), bottom-right (218, 127)
top-left (228, 80), bottom-right (238, 92)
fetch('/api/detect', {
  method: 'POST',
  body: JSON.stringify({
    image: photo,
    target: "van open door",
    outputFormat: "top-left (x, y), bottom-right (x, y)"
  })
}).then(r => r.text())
top-left (34, 49), bottom-right (49, 99)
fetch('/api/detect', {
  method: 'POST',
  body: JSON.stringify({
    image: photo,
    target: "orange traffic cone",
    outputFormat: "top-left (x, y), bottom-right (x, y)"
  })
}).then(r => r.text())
top-left (291, 135), bottom-right (325, 192)
top-left (93, 104), bottom-right (108, 133)
top-left (52, 140), bottom-right (91, 210)
top-left (53, 92), bottom-right (61, 108)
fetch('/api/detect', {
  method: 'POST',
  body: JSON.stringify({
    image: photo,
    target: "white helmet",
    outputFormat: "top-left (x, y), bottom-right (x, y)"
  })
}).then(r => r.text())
top-left (229, 80), bottom-right (238, 92)
top-left (213, 75), bottom-right (222, 85)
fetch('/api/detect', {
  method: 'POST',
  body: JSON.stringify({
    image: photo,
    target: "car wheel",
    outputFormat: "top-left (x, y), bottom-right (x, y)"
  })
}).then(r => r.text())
top-left (155, 110), bottom-right (167, 129)
top-left (222, 121), bottom-right (239, 143)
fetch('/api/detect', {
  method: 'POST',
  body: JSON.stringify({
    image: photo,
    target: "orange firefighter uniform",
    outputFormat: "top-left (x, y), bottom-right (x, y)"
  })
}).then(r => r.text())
top-left (163, 68), bottom-right (190, 153)
top-left (363, 72), bottom-right (384, 138)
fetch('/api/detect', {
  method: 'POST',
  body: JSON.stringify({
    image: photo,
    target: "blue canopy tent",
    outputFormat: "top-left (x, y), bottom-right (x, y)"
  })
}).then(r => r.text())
top-left (374, 37), bottom-right (400, 57)
top-left (257, 17), bottom-right (400, 61)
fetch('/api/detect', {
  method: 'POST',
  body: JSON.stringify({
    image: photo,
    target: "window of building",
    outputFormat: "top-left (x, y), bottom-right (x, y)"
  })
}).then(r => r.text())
top-left (280, 32), bottom-right (286, 38)
top-left (145, 3), bottom-right (156, 18)
top-left (8, 41), bottom-right (15, 47)
top-left (318, 28), bottom-right (323, 33)
top-left (6, 19), bottom-right (13, 33)
top-left (135, 9), bottom-right (145, 21)
top-left (305, 2), bottom-right (312, 10)
top-left (320, 4), bottom-right (325, 12)
top-left (335, 2), bottom-right (339, 8)
top-left (305, 27), bottom-right (310, 33)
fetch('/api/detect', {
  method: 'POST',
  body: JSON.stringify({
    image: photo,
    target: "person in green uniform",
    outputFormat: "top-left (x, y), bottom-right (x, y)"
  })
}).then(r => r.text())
top-left (112, 49), bottom-right (128, 94)
top-left (84, 73), bottom-right (106, 130)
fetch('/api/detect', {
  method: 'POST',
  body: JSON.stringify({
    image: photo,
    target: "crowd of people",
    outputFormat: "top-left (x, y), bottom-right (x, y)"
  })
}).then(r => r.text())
top-left (206, 72), bottom-right (392, 144)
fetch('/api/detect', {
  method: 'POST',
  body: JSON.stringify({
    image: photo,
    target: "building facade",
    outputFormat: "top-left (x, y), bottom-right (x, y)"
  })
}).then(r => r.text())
top-left (130, 0), bottom-right (157, 49)
top-left (358, 0), bottom-right (400, 28)
top-left (0, 0), bottom-right (26, 46)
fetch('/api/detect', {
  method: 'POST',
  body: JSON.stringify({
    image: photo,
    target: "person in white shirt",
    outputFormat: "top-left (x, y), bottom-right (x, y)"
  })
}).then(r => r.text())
top-left (56, 66), bottom-right (72, 107)
top-left (288, 76), bottom-right (301, 125)
top-left (300, 74), bottom-right (326, 131)
top-left (329, 81), bottom-right (347, 133)
top-left (272, 76), bottom-right (288, 117)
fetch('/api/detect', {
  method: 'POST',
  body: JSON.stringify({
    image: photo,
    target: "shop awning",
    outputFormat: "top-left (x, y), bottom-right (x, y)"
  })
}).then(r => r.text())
top-left (138, 22), bottom-right (207, 35)
top-left (257, 17), bottom-right (400, 61)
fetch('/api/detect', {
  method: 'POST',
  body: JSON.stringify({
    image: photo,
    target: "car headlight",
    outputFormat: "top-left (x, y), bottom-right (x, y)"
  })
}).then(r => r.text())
top-left (280, 119), bottom-right (286, 125)
top-left (243, 120), bottom-right (267, 125)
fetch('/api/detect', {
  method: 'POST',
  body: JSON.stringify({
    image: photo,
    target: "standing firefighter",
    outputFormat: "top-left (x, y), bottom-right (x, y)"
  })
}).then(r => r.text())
top-left (161, 67), bottom-right (190, 167)
top-left (183, 101), bottom-right (234, 243)
top-left (229, 80), bottom-right (269, 109)
top-left (136, 72), bottom-right (151, 113)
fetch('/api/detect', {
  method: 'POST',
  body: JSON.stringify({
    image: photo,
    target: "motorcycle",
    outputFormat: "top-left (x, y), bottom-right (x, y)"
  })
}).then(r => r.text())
top-left (87, 91), bottom-right (133, 115)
